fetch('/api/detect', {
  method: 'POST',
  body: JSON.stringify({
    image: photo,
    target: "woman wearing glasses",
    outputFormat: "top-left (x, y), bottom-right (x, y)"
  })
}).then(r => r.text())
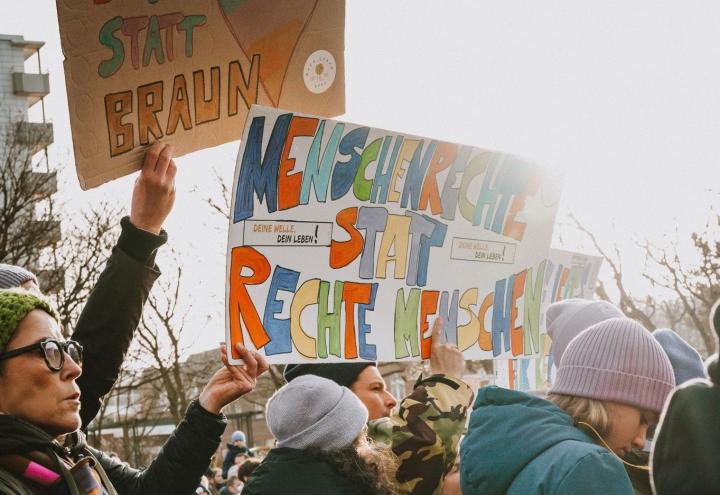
top-left (0, 289), bottom-right (268, 494)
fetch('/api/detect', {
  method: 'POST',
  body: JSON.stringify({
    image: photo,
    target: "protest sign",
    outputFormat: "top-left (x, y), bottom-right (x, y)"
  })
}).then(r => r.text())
top-left (494, 248), bottom-right (604, 391)
top-left (226, 105), bottom-right (563, 364)
top-left (57, 0), bottom-right (345, 189)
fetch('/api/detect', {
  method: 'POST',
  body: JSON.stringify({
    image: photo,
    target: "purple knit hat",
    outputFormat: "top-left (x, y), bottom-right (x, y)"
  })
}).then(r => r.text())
top-left (549, 317), bottom-right (675, 413)
top-left (546, 298), bottom-right (624, 368)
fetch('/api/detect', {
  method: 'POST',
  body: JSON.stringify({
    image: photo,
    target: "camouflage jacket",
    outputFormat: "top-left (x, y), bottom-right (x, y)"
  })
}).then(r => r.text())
top-left (367, 374), bottom-right (474, 495)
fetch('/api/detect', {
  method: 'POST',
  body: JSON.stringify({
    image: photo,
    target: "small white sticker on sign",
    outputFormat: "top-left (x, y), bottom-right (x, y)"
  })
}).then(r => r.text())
top-left (450, 238), bottom-right (517, 264)
top-left (303, 50), bottom-right (337, 94)
top-left (244, 220), bottom-right (333, 247)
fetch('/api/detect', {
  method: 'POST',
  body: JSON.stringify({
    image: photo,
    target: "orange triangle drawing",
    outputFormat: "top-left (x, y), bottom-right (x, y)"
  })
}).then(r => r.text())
top-left (217, 0), bottom-right (319, 107)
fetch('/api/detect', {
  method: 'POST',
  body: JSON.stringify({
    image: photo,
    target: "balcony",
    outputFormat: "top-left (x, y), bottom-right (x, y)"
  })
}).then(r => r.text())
top-left (29, 170), bottom-right (58, 199)
top-left (12, 72), bottom-right (50, 107)
top-left (10, 38), bottom-right (45, 61)
top-left (15, 122), bottom-right (53, 154)
top-left (31, 219), bottom-right (62, 248)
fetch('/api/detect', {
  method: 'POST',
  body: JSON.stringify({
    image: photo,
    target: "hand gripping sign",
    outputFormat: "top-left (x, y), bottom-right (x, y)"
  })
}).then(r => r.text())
top-left (226, 105), bottom-right (563, 364)
top-left (57, 0), bottom-right (345, 189)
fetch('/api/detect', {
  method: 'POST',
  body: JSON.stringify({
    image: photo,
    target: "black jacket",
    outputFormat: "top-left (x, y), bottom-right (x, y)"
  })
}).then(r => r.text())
top-left (651, 304), bottom-right (720, 495)
top-left (651, 359), bottom-right (720, 494)
top-left (73, 217), bottom-right (167, 428)
top-left (242, 448), bottom-right (368, 495)
top-left (0, 400), bottom-right (226, 495)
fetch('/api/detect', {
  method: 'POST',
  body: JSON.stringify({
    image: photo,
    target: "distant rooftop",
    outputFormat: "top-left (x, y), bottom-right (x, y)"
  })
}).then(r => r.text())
top-left (0, 34), bottom-right (45, 60)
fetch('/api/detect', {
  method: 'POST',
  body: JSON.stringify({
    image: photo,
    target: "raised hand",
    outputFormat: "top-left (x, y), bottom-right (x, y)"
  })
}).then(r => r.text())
top-left (429, 317), bottom-right (465, 379)
top-left (198, 343), bottom-right (270, 415)
top-left (130, 142), bottom-right (177, 234)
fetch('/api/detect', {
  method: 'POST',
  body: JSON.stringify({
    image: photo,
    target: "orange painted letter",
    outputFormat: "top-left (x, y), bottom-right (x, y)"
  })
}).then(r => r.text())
top-left (228, 247), bottom-right (271, 357)
top-left (278, 116), bottom-right (318, 210)
top-left (342, 282), bottom-right (372, 359)
top-left (420, 290), bottom-right (439, 359)
top-left (330, 207), bottom-right (364, 269)
top-left (419, 143), bottom-right (457, 215)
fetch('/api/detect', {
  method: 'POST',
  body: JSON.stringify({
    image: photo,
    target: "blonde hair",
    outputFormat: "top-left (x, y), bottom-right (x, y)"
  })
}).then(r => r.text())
top-left (547, 393), bottom-right (611, 439)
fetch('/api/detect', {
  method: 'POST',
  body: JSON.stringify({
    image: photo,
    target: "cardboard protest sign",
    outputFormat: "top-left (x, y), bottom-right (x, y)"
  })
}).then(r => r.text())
top-left (226, 105), bottom-right (563, 364)
top-left (494, 248), bottom-right (603, 391)
top-left (57, 0), bottom-right (345, 189)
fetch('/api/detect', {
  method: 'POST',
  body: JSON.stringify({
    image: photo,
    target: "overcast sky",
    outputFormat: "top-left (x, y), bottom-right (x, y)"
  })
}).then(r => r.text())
top-left (1, 0), bottom-right (718, 354)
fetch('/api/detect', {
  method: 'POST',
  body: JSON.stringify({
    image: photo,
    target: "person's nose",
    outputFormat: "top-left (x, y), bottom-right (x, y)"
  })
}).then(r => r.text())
top-left (384, 390), bottom-right (398, 410)
top-left (61, 353), bottom-right (82, 381)
top-left (631, 425), bottom-right (648, 450)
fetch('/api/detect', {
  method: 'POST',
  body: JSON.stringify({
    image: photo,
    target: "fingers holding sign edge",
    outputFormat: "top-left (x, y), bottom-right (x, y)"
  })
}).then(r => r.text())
top-left (431, 316), bottom-right (446, 346)
top-left (221, 342), bottom-right (269, 379)
top-left (155, 144), bottom-right (174, 176)
top-left (142, 142), bottom-right (165, 174)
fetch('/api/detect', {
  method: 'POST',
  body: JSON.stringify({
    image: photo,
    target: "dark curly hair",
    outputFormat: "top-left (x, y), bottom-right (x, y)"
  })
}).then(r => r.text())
top-left (307, 436), bottom-right (399, 495)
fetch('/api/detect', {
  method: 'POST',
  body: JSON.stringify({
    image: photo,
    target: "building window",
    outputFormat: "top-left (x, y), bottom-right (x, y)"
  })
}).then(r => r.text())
top-left (389, 374), bottom-right (405, 400)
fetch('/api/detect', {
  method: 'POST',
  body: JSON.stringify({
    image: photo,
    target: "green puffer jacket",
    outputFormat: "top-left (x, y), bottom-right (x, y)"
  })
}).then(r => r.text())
top-left (0, 400), bottom-right (226, 495)
top-left (460, 386), bottom-right (634, 495)
top-left (367, 374), bottom-right (474, 495)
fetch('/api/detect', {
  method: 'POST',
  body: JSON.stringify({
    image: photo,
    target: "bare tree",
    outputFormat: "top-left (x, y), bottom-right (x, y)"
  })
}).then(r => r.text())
top-left (134, 263), bottom-right (189, 424)
top-left (570, 213), bottom-right (657, 330)
top-left (0, 116), bottom-right (61, 266)
top-left (571, 211), bottom-right (719, 356)
top-left (46, 203), bottom-right (121, 333)
top-left (1, 114), bottom-right (120, 331)
top-left (640, 216), bottom-right (720, 355)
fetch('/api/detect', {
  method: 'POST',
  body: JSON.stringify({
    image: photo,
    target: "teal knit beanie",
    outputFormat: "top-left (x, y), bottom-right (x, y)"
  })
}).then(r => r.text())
top-left (0, 290), bottom-right (58, 353)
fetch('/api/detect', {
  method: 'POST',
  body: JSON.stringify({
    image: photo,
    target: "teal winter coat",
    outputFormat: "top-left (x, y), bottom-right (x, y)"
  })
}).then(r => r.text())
top-left (460, 386), bottom-right (634, 495)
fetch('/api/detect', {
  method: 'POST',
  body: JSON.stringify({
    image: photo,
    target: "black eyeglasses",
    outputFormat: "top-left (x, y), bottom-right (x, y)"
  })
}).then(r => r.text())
top-left (0, 339), bottom-right (83, 372)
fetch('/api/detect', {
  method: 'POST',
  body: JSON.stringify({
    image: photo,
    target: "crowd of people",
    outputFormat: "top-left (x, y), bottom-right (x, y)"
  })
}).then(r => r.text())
top-left (0, 144), bottom-right (718, 494)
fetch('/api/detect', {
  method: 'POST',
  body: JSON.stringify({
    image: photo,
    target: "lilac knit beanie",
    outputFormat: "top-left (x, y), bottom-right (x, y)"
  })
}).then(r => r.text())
top-left (546, 298), bottom-right (624, 368)
top-left (550, 317), bottom-right (675, 413)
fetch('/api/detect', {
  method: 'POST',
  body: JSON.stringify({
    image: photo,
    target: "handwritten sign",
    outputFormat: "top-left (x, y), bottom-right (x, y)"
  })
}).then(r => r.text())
top-left (225, 105), bottom-right (563, 364)
top-left (494, 248), bottom-right (604, 390)
top-left (57, 0), bottom-right (345, 189)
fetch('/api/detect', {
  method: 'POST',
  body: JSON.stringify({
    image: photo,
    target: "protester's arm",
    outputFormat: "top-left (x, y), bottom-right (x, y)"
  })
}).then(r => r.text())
top-left (73, 143), bottom-right (176, 429)
top-left (91, 400), bottom-right (226, 495)
top-left (93, 345), bottom-right (268, 495)
top-left (367, 319), bottom-right (474, 495)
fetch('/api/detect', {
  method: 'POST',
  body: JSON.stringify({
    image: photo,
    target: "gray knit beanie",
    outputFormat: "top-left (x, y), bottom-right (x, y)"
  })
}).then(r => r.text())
top-left (266, 375), bottom-right (368, 451)
top-left (546, 298), bottom-right (624, 367)
top-left (550, 317), bottom-right (675, 413)
top-left (0, 264), bottom-right (38, 290)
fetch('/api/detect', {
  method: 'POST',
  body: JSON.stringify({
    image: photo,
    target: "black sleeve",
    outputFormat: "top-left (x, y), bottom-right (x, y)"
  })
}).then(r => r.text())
top-left (73, 216), bottom-right (167, 428)
top-left (92, 400), bottom-right (227, 495)
top-left (116, 216), bottom-right (168, 267)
